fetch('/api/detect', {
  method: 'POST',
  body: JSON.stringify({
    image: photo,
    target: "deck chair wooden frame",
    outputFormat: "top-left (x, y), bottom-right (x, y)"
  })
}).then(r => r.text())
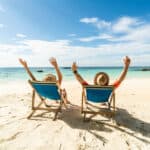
top-left (28, 80), bottom-right (64, 121)
top-left (81, 85), bottom-right (115, 121)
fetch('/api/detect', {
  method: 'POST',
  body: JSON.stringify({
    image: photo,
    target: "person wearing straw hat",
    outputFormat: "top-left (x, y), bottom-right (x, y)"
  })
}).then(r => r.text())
top-left (71, 56), bottom-right (131, 89)
top-left (19, 57), bottom-right (70, 104)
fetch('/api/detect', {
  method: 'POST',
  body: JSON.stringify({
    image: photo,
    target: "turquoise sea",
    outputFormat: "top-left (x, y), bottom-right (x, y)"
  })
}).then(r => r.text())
top-left (0, 67), bottom-right (150, 83)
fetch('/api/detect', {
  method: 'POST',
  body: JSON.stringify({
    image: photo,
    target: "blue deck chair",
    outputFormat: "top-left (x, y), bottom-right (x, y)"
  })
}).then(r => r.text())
top-left (81, 85), bottom-right (115, 121)
top-left (28, 80), bottom-right (63, 120)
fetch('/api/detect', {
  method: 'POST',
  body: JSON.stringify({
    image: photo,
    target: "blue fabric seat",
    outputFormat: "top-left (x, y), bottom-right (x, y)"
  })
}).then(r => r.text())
top-left (31, 82), bottom-right (61, 100)
top-left (86, 87), bottom-right (113, 103)
top-left (81, 85), bottom-right (115, 121)
top-left (27, 80), bottom-right (63, 120)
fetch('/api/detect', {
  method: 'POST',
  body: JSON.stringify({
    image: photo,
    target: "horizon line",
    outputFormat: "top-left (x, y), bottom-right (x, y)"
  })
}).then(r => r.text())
top-left (0, 66), bottom-right (150, 68)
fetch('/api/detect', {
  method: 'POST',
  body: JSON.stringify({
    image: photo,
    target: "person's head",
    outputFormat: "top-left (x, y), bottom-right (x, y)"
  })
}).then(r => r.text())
top-left (43, 74), bottom-right (56, 82)
top-left (94, 72), bottom-right (109, 86)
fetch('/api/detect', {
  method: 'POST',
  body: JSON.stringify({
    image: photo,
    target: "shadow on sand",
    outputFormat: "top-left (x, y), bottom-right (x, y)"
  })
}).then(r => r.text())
top-left (29, 104), bottom-right (150, 144)
top-left (60, 104), bottom-right (150, 144)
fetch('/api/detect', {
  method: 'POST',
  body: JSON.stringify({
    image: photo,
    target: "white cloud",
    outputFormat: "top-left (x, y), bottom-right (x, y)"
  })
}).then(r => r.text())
top-left (112, 16), bottom-right (141, 33)
top-left (79, 16), bottom-right (150, 44)
top-left (80, 17), bottom-right (111, 29)
top-left (68, 34), bottom-right (76, 37)
top-left (17, 39), bottom-right (72, 65)
top-left (0, 37), bottom-right (150, 66)
top-left (20, 39), bottom-right (70, 54)
top-left (79, 36), bottom-right (99, 42)
top-left (116, 25), bottom-right (150, 42)
top-left (98, 34), bottom-right (113, 40)
top-left (79, 34), bottom-right (113, 42)
top-left (0, 44), bottom-right (28, 54)
top-left (16, 33), bottom-right (27, 38)
top-left (96, 20), bottom-right (111, 29)
top-left (80, 17), bottom-right (98, 23)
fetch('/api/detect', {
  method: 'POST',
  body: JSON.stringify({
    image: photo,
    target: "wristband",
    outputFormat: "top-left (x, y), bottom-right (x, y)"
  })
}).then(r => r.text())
top-left (73, 70), bottom-right (78, 74)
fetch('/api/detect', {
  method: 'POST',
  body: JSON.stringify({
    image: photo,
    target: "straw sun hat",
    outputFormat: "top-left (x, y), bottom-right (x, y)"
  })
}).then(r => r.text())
top-left (43, 74), bottom-right (56, 82)
top-left (94, 72), bottom-right (109, 86)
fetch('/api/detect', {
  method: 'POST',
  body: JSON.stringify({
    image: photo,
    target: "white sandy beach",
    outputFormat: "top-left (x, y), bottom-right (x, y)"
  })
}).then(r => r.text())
top-left (0, 79), bottom-right (150, 150)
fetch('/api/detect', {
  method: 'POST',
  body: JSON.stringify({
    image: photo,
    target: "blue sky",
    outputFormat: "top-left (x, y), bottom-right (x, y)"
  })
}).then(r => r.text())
top-left (0, 0), bottom-right (150, 67)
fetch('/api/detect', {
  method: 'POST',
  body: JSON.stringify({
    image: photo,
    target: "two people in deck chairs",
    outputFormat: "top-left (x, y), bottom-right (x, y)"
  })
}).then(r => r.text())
top-left (19, 56), bottom-right (131, 120)
top-left (19, 57), bottom-right (70, 106)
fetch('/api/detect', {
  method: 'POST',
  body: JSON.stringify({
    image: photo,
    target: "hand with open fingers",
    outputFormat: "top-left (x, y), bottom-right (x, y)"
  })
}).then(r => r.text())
top-left (124, 56), bottom-right (131, 66)
top-left (19, 58), bottom-right (27, 68)
top-left (49, 57), bottom-right (58, 67)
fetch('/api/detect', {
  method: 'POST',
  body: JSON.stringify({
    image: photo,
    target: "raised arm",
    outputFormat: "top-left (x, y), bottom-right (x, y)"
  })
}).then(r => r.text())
top-left (19, 58), bottom-right (37, 81)
top-left (49, 57), bottom-right (62, 85)
top-left (116, 56), bottom-right (131, 85)
top-left (71, 62), bottom-right (88, 86)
